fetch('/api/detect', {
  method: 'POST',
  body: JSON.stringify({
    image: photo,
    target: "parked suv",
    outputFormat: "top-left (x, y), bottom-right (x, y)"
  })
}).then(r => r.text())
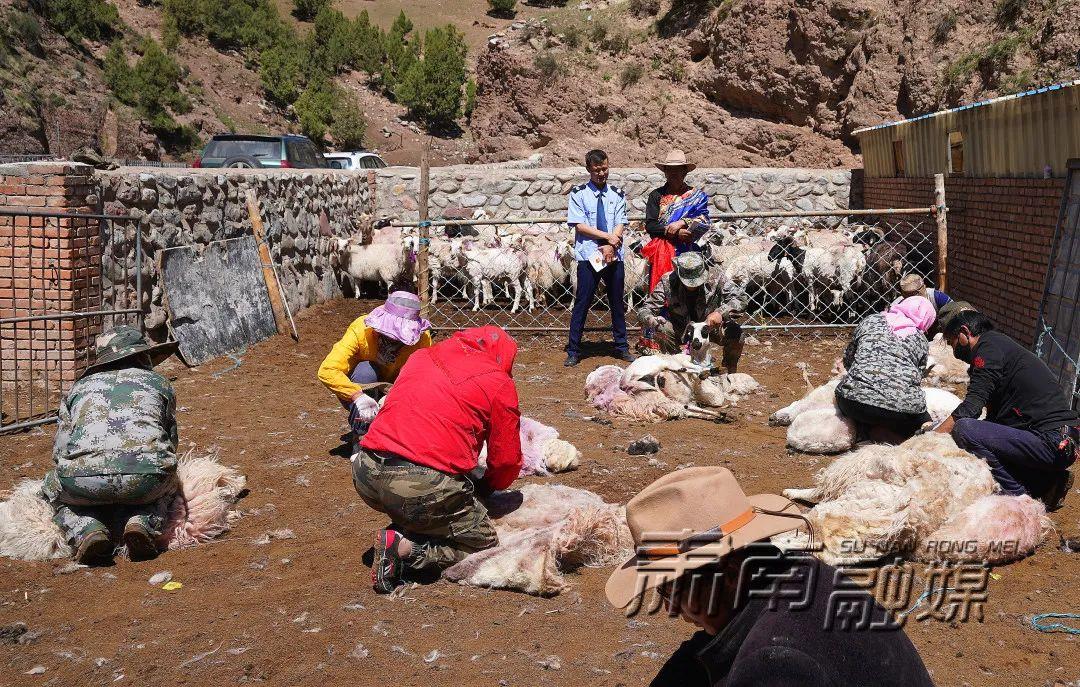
top-left (194, 134), bottom-right (328, 169)
top-left (324, 151), bottom-right (388, 170)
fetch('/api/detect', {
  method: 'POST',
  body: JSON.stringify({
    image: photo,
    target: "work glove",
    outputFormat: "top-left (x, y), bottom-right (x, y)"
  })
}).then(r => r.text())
top-left (348, 394), bottom-right (380, 435)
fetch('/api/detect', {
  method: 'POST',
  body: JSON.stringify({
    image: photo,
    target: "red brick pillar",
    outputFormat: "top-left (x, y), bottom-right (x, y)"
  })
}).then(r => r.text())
top-left (0, 162), bottom-right (99, 409)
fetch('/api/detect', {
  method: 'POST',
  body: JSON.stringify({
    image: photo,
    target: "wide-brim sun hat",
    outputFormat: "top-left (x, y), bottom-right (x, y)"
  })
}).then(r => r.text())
top-left (365, 291), bottom-right (431, 346)
top-left (674, 252), bottom-right (708, 289)
top-left (605, 466), bottom-right (807, 610)
top-left (655, 149), bottom-right (697, 172)
top-left (82, 325), bottom-right (178, 378)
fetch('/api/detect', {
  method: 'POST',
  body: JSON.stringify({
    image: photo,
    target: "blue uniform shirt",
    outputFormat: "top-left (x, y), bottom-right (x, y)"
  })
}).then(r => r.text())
top-left (567, 181), bottom-right (628, 262)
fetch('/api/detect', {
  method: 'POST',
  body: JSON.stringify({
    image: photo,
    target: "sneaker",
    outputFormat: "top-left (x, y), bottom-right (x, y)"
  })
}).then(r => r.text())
top-left (1042, 469), bottom-right (1074, 512)
top-left (74, 530), bottom-right (113, 565)
top-left (563, 355), bottom-right (580, 367)
top-left (122, 521), bottom-right (158, 561)
top-left (372, 529), bottom-right (404, 594)
top-left (616, 350), bottom-right (636, 363)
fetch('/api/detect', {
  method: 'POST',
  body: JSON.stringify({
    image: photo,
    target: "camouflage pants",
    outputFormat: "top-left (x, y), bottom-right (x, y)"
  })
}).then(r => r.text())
top-left (351, 449), bottom-right (498, 571)
top-left (42, 470), bottom-right (177, 547)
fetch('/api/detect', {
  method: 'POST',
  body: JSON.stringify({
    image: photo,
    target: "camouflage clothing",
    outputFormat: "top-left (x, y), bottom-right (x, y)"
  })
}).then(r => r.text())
top-left (48, 366), bottom-right (179, 546)
top-left (352, 448), bottom-right (497, 570)
top-left (637, 271), bottom-right (745, 371)
top-left (837, 313), bottom-right (929, 415)
top-left (43, 471), bottom-right (176, 546)
top-left (53, 367), bottom-right (178, 478)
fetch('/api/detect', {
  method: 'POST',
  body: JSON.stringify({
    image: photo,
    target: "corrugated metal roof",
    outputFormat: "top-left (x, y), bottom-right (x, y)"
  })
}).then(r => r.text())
top-left (852, 80), bottom-right (1080, 136)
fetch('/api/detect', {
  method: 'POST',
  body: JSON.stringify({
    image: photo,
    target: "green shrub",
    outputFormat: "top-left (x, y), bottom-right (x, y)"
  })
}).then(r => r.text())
top-left (351, 10), bottom-right (384, 74)
top-left (561, 22), bottom-right (582, 49)
top-left (259, 42), bottom-right (304, 105)
top-left (395, 24), bottom-right (467, 129)
top-left (619, 62), bottom-right (643, 89)
top-left (464, 77), bottom-right (477, 118)
top-left (162, 13), bottom-right (180, 52)
top-left (933, 10), bottom-right (957, 43)
top-left (330, 95), bottom-right (367, 149)
top-left (308, 6), bottom-right (353, 74)
top-left (294, 75), bottom-right (337, 141)
top-left (533, 51), bottom-right (560, 76)
top-left (105, 38), bottom-right (192, 139)
top-left (34, 0), bottom-right (119, 42)
top-left (994, 0), bottom-right (1024, 27)
top-left (2, 9), bottom-right (43, 55)
top-left (382, 12), bottom-right (419, 94)
top-left (293, 0), bottom-right (330, 22)
top-left (488, 0), bottom-right (517, 15)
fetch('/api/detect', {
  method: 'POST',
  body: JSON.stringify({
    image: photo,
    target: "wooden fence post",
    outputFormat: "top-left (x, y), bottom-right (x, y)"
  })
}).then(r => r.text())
top-left (417, 138), bottom-right (431, 318)
top-left (934, 173), bottom-right (948, 292)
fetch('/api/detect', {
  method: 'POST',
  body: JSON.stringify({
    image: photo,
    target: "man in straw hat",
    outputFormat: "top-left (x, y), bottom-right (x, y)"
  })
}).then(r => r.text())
top-left (607, 468), bottom-right (934, 686)
top-left (637, 251), bottom-right (745, 372)
top-left (318, 291), bottom-right (432, 437)
top-left (565, 149), bottom-right (635, 367)
top-left (45, 325), bottom-right (180, 564)
top-left (356, 326), bottom-right (521, 593)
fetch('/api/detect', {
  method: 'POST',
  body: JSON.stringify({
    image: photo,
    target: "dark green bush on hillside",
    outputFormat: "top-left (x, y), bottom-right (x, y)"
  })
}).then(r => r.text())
top-left (32, 0), bottom-right (118, 42)
top-left (163, 0), bottom-right (291, 54)
top-left (488, 0), bottom-right (517, 15)
top-left (395, 24), bottom-right (467, 130)
top-left (294, 75), bottom-right (337, 141)
top-left (293, 0), bottom-right (330, 22)
top-left (330, 95), bottom-right (367, 149)
top-left (260, 42), bottom-right (305, 105)
top-left (104, 38), bottom-right (192, 139)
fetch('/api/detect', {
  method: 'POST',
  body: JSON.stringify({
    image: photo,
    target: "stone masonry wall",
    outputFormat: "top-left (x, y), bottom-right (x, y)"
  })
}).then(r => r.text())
top-left (95, 167), bottom-right (373, 340)
top-left (374, 166), bottom-right (854, 221)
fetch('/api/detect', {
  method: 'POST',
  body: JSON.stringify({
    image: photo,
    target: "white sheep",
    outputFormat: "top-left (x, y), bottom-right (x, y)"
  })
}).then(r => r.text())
top-left (771, 377), bottom-right (963, 454)
top-left (925, 333), bottom-right (969, 387)
top-left (335, 237), bottom-right (409, 295)
top-left (450, 237), bottom-right (532, 314)
top-left (776, 433), bottom-right (1050, 565)
top-left (523, 236), bottom-right (573, 311)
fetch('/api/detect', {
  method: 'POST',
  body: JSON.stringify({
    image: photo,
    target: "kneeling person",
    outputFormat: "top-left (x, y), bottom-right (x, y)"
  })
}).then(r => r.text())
top-left (355, 325), bottom-right (522, 593)
top-left (636, 252), bottom-right (744, 372)
top-left (46, 326), bottom-right (179, 564)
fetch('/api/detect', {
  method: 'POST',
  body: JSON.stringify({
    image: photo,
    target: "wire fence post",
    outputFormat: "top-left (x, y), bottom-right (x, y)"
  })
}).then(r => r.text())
top-left (934, 173), bottom-right (948, 291)
top-left (417, 138), bottom-right (431, 318)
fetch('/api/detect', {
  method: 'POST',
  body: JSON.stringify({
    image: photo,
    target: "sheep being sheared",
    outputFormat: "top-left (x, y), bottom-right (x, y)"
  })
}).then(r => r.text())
top-left (925, 333), bottom-right (969, 387)
top-left (472, 416), bottom-right (581, 479)
top-left (443, 483), bottom-right (632, 596)
top-left (586, 355), bottom-right (761, 423)
top-left (770, 378), bottom-right (963, 454)
top-left (0, 451), bottom-right (246, 561)
top-left (776, 433), bottom-right (1050, 565)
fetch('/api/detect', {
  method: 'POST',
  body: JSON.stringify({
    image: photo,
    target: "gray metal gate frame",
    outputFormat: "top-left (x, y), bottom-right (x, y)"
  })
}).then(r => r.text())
top-left (0, 208), bottom-right (144, 433)
top-left (1034, 158), bottom-right (1080, 408)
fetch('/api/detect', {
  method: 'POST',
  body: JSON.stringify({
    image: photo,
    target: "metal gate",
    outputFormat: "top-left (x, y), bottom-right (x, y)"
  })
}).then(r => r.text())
top-left (400, 205), bottom-right (943, 338)
top-left (0, 209), bottom-right (143, 433)
top-left (1034, 159), bottom-right (1080, 408)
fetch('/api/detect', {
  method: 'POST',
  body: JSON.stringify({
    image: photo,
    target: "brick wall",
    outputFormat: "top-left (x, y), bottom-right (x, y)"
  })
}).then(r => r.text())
top-left (863, 176), bottom-right (1066, 345)
top-left (0, 162), bottom-right (101, 416)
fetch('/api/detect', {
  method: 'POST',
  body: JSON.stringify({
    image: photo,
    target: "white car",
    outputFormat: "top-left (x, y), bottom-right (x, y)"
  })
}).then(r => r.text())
top-left (325, 151), bottom-right (388, 170)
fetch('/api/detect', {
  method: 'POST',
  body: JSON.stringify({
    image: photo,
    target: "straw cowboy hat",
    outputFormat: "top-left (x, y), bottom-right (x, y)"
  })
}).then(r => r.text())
top-left (82, 325), bottom-right (178, 378)
top-left (605, 466), bottom-right (808, 609)
top-left (655, 149), bottom-right (697, 172)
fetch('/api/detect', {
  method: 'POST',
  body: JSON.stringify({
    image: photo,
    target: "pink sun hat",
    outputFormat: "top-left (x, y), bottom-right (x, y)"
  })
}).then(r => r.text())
top-left (366, 291), bottom-right (431, 346)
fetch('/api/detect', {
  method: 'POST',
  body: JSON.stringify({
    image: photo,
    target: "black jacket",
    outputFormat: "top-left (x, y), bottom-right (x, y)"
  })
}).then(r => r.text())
top-left (650, 559), bottom-right (935, 687)
top-left (951, 331), bottom-right (1079, 433)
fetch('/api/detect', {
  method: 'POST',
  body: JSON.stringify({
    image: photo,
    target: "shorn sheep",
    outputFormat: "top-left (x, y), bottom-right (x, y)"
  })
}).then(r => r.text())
top-left (472, 416), bottom-right (582, 478)
top-left (776, 433), bottom-right (1051, 565)
top-left (770, 378), bottom-right (963, 454)
top-left (0, 451), bottom-right (246, 561)
top-left (586, 354), bottom-right (761, 422)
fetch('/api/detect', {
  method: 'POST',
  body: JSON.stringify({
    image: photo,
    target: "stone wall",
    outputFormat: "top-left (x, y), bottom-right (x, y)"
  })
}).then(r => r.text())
top-left (373, 166), bottom-right (854, 221)
top-left (95, 167), bottom-right (373, 338)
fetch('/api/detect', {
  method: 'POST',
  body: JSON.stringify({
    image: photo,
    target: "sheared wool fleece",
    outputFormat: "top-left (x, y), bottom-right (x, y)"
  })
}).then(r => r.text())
top-left (0, 451), bottom-right (246, 561)
top-left (443, 484), bottom-right (632, 596)
top-left (778, 433), bottom-right (1047, 565)
top-left (475, 416), bottom-right (581, 479)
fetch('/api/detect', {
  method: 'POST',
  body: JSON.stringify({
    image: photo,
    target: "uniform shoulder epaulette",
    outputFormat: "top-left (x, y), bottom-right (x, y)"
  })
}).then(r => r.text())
top-left (571, 183), bottom-right (587, 193)
top-left (611, 185), bottom-right (626, 197)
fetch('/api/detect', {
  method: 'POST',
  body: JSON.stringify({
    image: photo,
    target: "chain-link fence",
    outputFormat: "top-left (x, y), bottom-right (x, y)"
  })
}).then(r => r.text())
top-left (389, 207), bottom-right (942, 339)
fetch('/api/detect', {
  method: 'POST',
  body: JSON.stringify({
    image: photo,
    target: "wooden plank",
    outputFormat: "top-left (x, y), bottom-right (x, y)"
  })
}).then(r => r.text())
top-left (245, 189), bottom-right (298, 341)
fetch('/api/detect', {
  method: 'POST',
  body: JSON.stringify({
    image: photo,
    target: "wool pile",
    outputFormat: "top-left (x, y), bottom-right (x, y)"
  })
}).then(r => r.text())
top-left (777, 433), bottom-right (1051, 565)
top-left (443, 483), bottom-right (632, 596)
top-left (0, 451), bottom-right (246, 561)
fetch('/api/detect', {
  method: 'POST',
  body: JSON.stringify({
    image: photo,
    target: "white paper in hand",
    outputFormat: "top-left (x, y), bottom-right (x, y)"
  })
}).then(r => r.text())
top-left (588, 251), bottom-right (606, 272)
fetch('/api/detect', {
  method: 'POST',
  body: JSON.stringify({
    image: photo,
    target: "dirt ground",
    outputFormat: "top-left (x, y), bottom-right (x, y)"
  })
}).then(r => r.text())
top-left (1, 299), bottom-right (1078, 686)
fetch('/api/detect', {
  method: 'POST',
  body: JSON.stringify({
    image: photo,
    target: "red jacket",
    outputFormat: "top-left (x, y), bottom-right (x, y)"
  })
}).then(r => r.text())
top-left (360, 326), bottom-right (523, 491)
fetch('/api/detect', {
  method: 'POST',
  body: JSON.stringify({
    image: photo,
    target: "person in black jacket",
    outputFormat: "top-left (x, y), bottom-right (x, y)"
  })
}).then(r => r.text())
top-left (606, 467), bottom-right (935, 687)
top-left (934, 310), bottom-right (1077, 510)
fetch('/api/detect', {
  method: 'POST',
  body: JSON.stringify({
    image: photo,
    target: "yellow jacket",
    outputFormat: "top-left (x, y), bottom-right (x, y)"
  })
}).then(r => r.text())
top-left (317, 315), bottom-right (433, 404)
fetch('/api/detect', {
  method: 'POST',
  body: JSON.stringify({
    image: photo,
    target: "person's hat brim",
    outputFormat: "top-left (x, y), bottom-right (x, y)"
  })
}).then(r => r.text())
top-left (604, 494), bottom-right (802, 610)
top-left (82, 341), bottom-right (179, 378)
top-left (677, 270), bottom-right (707, 289)
top-left (655, 163), bottom-right (697, 172)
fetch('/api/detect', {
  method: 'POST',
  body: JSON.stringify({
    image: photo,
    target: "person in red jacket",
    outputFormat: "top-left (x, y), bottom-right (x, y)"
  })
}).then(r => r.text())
top-left (355, 325), bottom-right (523, 593)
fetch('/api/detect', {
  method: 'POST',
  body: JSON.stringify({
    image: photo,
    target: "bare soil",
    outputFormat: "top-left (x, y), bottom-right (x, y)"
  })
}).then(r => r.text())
top-left (1, 299), bottom-right (1078, 686)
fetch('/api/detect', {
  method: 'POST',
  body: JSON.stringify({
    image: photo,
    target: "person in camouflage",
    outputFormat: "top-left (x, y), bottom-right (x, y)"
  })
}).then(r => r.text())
top-left (45, 325), bottom-right (180, 564)
top-left (636, 252), bottom-right (746, 373)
